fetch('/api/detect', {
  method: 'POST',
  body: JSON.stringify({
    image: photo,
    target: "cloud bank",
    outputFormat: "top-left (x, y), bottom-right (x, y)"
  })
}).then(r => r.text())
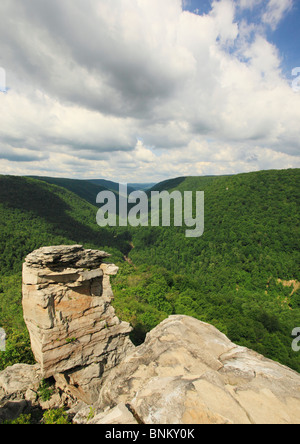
top-left (0, 0), bottom-right (299, 182)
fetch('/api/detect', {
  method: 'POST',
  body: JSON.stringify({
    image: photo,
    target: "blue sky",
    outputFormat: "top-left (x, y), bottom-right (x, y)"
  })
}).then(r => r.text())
top-left (183, 0), bottom-right (300, 76)
top-left (268, 2), bottom-right (300, 74)
top-left (183, 0), bottom-right (213, 15)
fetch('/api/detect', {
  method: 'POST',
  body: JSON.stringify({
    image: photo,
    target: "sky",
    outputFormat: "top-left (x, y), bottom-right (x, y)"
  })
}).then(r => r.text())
top-left (0, 0), bottom-right (299, 183)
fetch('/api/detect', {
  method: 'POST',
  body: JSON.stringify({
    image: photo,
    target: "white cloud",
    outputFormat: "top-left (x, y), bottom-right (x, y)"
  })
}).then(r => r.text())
top-left (210, 0), bottom-right (239, 44)
top-left (262, 0), bottom-right (293, 30)
top-left (238, 0), bottom-right (293, 30)
top-left (0, 0), bottom-right (299, 182)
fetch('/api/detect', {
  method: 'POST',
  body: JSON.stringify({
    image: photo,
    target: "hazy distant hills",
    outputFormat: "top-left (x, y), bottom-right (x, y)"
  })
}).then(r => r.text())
top-left (129, 183), bottom-right (156, 191)
top-left (30, 176), bottom-right (156, 206)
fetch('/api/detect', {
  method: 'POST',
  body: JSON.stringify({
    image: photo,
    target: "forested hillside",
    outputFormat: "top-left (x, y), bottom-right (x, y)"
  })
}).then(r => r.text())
top-left (0, 175), bottom-right (131, 369)
top-left (113, 169), bottom-right (300, 372)
top-left (31, 176), bottom-right (139, 211)
top-left (0, 170), bottom-right (299, 373)
top-left (29, 176), bottom-right (110, 206)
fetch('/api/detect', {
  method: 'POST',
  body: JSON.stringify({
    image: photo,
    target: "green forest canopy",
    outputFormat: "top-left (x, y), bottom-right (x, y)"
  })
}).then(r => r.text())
top-left (0, 170), bottom-right (299, 373)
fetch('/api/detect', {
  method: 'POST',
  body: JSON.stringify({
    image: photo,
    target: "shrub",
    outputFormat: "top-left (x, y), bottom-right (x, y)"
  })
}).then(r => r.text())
top-left (42, 408), bottom-right (70, 425)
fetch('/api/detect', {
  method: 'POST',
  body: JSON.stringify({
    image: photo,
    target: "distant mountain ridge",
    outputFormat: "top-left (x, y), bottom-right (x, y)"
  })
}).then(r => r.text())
top-left (29, 176), bottom-right (109, 206)
top-left (29, 176), bottom-right (155, 206)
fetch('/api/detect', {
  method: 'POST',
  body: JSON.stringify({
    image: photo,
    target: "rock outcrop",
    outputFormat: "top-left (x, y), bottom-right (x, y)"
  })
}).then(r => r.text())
top-left (1, 246), bottom-right (300, 424)
top-left (95, 316), bottom-right (300, 425)
top-left (0, 364), bottom-right (41, 398)
top-left (22, 245), bottom-right (133, 403)
top-left (0, 364), bottom-right (43, 423)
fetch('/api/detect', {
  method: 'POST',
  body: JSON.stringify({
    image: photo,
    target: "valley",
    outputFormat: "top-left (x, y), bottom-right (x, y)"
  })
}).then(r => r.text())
top-left (0, 169), bottom-right (299, 373)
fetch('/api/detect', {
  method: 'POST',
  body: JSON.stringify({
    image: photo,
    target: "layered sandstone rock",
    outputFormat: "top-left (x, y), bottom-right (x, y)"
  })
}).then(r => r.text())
top-left (1, 247), bottom-right (300, 424)
top-left (96, 315), bottom-right (300, 425)
top-left (22, 245), bottom-right (133, 403)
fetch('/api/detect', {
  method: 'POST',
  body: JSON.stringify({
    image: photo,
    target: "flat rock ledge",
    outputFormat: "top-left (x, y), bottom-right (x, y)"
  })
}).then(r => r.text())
top-left (91, 316), bottom-right (300, 425)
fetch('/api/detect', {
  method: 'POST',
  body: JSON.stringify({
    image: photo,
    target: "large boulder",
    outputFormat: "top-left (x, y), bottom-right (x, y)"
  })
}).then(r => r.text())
top-left (97, 315), bottom-right (300, 425)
